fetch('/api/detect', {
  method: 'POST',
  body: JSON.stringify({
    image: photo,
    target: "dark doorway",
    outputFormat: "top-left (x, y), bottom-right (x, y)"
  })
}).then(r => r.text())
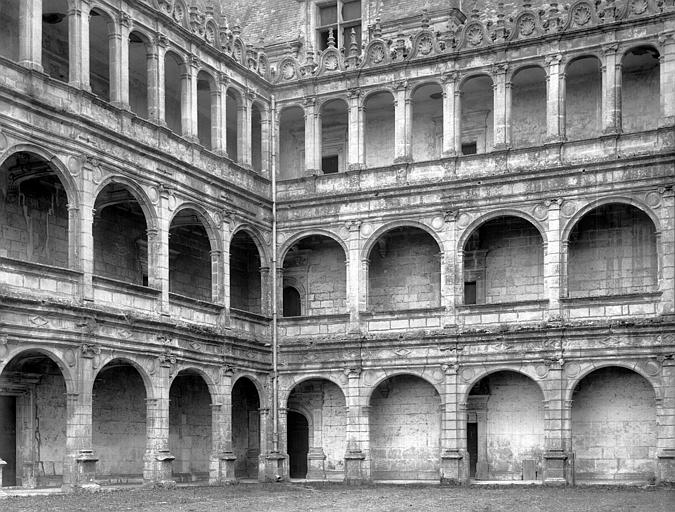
top-left (0, 396), bottom-right (17, 486)
top-left (288, 411), bottom-right (309, 478)
top-left (467, 422), bottom-right (478, 478)
top-left (283, 287), bottom-right (302, 317)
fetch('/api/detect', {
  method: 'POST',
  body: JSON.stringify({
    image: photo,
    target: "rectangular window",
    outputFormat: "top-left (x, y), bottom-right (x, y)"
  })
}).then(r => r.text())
top-left (316, 1), bottom-right (361, 51)
top-left (462, 142), bottom-right (478, 155)
top-left (464, 281), bottom-right (477, 305)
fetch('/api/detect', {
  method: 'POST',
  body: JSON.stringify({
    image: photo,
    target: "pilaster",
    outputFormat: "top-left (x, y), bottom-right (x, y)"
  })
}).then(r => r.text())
top-left (143, 358), bottom-right (175, 485)
top-left (189, 56), bottom-right (200, 140)
top-left (542, 362), bottom-right (571, 485)
top-left (343, 367), bottom-right (368, 482)
top-left (441, 210), bottom-right (458, 327)
top-left (601, 44), bottom-right (621, 134)
top-left (659, 33), bottom-right (675, 127)
top-left (658, 187), bottom-right (674, 314)
top-left (440, 363), bottom-right (463, 484)
top-left (393, 81), bottom-right (409, 162)
top-left (492, 64), bottom-right (509, 150)
top-left (304, 97), bottom-right (318, 173)
top-left (345, 220), bottom-right (362, 331)
top-left (149, 35), bottom-right (168, 124)
top-left (18, 0), bottom-right (43, 72)
top-left (657, 356), bottom-right (675, 483)
top-left (544, 199), bottom-right (562, 319)
top-left (441, 72), bottom-right (458, 157)
top-left (545, 54), bottom-right (565, 142)
top-left (209, 366), bottom-right (237, 484)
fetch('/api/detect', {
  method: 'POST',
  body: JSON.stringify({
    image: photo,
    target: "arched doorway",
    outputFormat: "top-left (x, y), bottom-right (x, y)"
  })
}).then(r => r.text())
top-left (287, 411), bottom-right (309, 479)
top-left (232, 378), bottom-right (260, 479)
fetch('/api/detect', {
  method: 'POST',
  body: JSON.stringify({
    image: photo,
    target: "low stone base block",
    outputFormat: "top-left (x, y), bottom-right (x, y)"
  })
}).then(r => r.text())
top-left (544, 451), bottom-right (572, 485)
top-left (307, 448), bottom-right (327, 480)
top-left (440, 449), bottom-right (464, 485)
top-left (143, 449), bottom-right (176, 487)
top-left (263, 452), bottom-right (287, 482)
top-left (209, 451), bottom-right (238, 485)
top-left (344, 450), bottom-right (367, 483)
top-left (0, 457), bottom-right (7, 497)
top-left (74, 450), bottom-right (100, 490)
top-left (658, 449), bottom-right (675, 484)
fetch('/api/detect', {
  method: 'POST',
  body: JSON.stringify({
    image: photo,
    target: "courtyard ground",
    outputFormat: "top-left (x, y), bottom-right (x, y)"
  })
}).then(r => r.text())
top-left (1, 483), bottom-right (674, 512)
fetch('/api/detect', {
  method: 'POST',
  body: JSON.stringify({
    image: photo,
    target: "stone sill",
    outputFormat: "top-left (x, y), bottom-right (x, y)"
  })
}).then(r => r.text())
top-left (92, 275), bottom-right (160, 297)
top-left (457, 299), bottom-right (548, 313)
top-left (561, 291), bottom-right (662, 305)
top-left (277, 313), bottom-right (350, 324)
top-left (169, 292), bottom-right (224, 313)
top-left (0, 256), bottom-right (83, 280)
top-left (230, 308), bottom-right (271, 324)
top-left (362, 307), bottom-right (445, 318)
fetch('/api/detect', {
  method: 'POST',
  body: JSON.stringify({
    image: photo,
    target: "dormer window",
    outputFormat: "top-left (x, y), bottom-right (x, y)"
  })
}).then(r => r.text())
top-left (316, 0), bottom-right (361, 51)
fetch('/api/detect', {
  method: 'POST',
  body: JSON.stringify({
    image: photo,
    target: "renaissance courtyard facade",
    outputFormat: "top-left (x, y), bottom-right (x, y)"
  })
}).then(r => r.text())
top-left (0, 0), bottom-right (674, 491)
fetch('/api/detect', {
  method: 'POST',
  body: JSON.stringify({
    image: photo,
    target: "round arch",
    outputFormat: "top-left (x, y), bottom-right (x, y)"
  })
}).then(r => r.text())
top-left (196, 68), bottom-right (218, 89)
top-left (461, 366), bottom-right (546, 404)
top-left (0, 145), bottom-right (80, 209)
top-left (169, 202), bottom-right (222, 253)
top-left (409, 79), bottom-right (443, 96)
top-left (232, 373), bottom-right (267, 409)
top-left (365, 370), bottom-right (443, 403)
top-left (164, 48), bottom-right (187, 68)
top-left (509, 63), bottom-right (547, 82)
top-left (92, 356), bottom-right (156, 400)
top-left (231, 224), bottom-right (270, 267)
top-left (93, 175), bottom-right (159, 231)
top-left (560, 197), bottom-right (660, 245)
top-left (361, 88), bottom-right (395, 107)
top-left (0, 346), bottom-right (76, 395)
top-left (88, 3), bottom-right (118, 31)
top-left (457, 209), bottom-right (548, 253)
top-left (278, 229), bottom-right (348, 265)
top-left (564, 361), bottom-right (661, 403)
top-left (128, 27), bottom-right (154, 46)
top-left (317, 96), bottom-right (349, 112)
top-left (564, 53), bottom-right (603, 74)
top-left (459, 72), bottom-right (494, 90)
top-left (170, 366), bottom-right (217, 402)
top-left (361, 220), bottom-right (443, 262)
top-left (621, 42), bottom-right (660, 60)
top-left (280, 374), bottom-right (347, 406)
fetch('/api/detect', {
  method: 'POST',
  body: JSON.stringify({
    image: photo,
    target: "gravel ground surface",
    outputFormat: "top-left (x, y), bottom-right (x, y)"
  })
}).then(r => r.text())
top-left (2, 483), bottom-right (674, 512)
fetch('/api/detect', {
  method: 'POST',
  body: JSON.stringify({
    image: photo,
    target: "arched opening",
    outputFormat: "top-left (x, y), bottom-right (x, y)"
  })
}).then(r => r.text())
top-left (93, 184), bottom-right (149, 286)
top-left (287, 379), bottom-right (346, 480)
top-left (462, 216), bottom-right (544, 305)
top-left (0, 351), bottom-right (67, 488)
top-left (169, 209), bottom-right (212, 302)
top-left (232, 378), bottom-right (260, 479)
top-left (226, 89), bottom-right (242, 161)
top-left (368, 227), bottom-right (441, 312)
top-left (0, 0), bottom-right (20, 62)
top-left (364, 91), bottom-right (395, 168)
top-left (622, 46), bottom-right (660, 133)
top-left (567, 204), bottom-right (657, 297)
top-left (169, 371), bottom-right (212, 482)
top-left (93, 361), bottom-right (147, 483)
top-left (287, 411), bottom-right (309, 479)
top-left (251, 103), bottom-right (263, 171)
top-left (466, 371), bottom-right (544, 481)
top-left (0, 151), bottom-right (71, 268)
top-left (411, 83), bottom-right (443, 161)
top-left (197, 71), bottom-right (215, 149)
top-left (565, 56), bottom-right (602, 141)
top-left (279, 105), bottom-right (305, 179)
top-left (89, 8), bottom-right (114, 101)
top-left (320, 99), bottom-right (348, 174)
top-left (164, 52), bottom-right (184, 134)
top-left (282, 236), bottom-right (346, 317)
top-left (369, 375), bottom-right (440, 480)
top-left (283, 286), bottom-right (302, 317)
top-left (230, 231), bottom-right (262, 314)
top-left (571, 367), bottom-right (657, 482)
top-left (461, 75), bottom-right (494, 154)
top-left (511, 66), bottom-right (547, 148)
top-left (128, 31), bottom-right (149, 118)
top-left (42, 0), bottom-right (69, 83)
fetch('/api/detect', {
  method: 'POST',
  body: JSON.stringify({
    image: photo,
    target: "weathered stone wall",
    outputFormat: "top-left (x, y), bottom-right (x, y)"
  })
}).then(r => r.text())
top-left (232, 379), bottom-right (260, 478)
top-left (279, 107), bottom-right (305, 179)
top-left (572, 367), bottom-right (657, 481)
top-left (566, 58), bottom-right (602, 141)
top-left (461, 79), bottom-right (494, 152)
top-left (93, 207), bottom-right (147, 285)
top-left (0, 396), bottom-right (15, 485)
top-left (169, 375), bottom-right (212, 478)
top-left (622, 56), bottom-right (660, 133)
top-left (365, 94), bottom-right (395, 168)
top-left (411, 90), bottom-right (442, 161)
top-left (511, 69), bottom-right (547, 148)
top-left (368, 228), bottom-right (441, 311)
top-left (34, 372), bottom-right (67, 481)
top-left (230, 243), bottom-right (262, 313)
top-left (567, 205), bottom-right (657, 297)
top-left (369, 375), bottom-right (440, 480)
top-left (483, 372), bottom-right (544, 480)
top-left (93, 366), bottom-right (146, 478)
top-left (169, 228), bottom-right (212, 301)
top-left (0, 173), bottom-right (69, 268)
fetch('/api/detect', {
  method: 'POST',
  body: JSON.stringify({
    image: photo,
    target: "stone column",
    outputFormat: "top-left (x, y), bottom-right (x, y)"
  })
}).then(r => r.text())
top-left (216, 75), bottom-right (230, 156)
top-left (601, 43), bottom-right (621, 134)
top-left (658, 187), bottom-right (675, 315)
top-left (143, 357), bottom-right (175, 485)
top-left (180, 61), bottom-right (192, 139)
top-left (211, 86), bottom-right (223, 152)
top-left (67, 0), bottom-right (90, 89)
top-left (393, 81), bottom-right (409, 162)
top-left (314, 107), bottom-right (323, 173)
top-left (108, 18), bottom-right (122, 105)
top-left (149, 35), bottom-right (167, 124)
top-left (263, 406), bottom-right (287, 481)
top-left (63, 346), bottom-right (100, 490)
top-left (545, 54), bottom-right (565, 142)
top-left (237, 99), bottom-right (249, 166)
top-left (241, 92), bottom-right (253, 166)
top-left (210, 249), bottom-right (223, 303)
top-left (345, 220), bottom-right (362, 331)
top-left (209, 366), bottom-right (237, 484)
top-left (153, 187), bottom-right (171, 316)
top-left (657, 356), bottom-right (675, 483)
top-left (347, 89), bottom-right (362, 169)
top-left (18, 0), bottom-right (42, 71)
top-left (67, 204), bottom-right (80, 272)
top-left (307, 407), bottom-right (326, 479)
top-left (189, 56), bottom-right (200, 141)
top-left (440, 211), bottom-right (458, 327)
top-left (359, 258), bottom-right (370, 325)
top-left (492, 64), bottom-right (509, 150)
top-left (220, 215), bottom-right (232, 321)
top-left (259, 108), bottom-right (271, 175)
top-left (453, 87), bottom-right (463, 154)
top-left (259, 266), bottom-right (271, 316)
top-left (544, 199), bottom-right (562, 320)
top-left (659, 33), bottom-right (675, 127)
top-left (441, 72), bottom-right (459, 157)
top-left (440, 364), bottom-right (463, 484)
top-left (542, 361), bottom-right (571, 484)
top-left (79, 164), bottom-right (96, 301)
top-left (343, 368), bottom-right (368, 482)
top-left (304, 97), bottom-right (317, 174)
top-left (115, 13), bottom-right (131, 107)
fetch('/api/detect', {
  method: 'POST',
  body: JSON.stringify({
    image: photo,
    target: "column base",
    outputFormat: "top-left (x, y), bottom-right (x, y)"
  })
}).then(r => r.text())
top-left (72, 450), bottom-right (99, 490)
top-left (306, 448), bottom-right (327, 480)
top-left (0, 457), bottom-right (6, 492)
top-left (263, 452), bottom-right (287, 482)
top-left (344, 450), bottom-right (367, 483)
top-left (393, 155), bottom-right (412, 164)
top-left (143, 449), bottom-right (176, 487)
top-left (209, 451), bottom-right (238, 485)
top-left (543, 450), bottom-right (572, 485)
top-left (657, 449), bottom-right (675, 484)
top-left (18, 61), bottom-right (44, 73)
top-left (440, 449), bottom-right (464, 485)
top-left (22, 461), bottom-right (36, 489)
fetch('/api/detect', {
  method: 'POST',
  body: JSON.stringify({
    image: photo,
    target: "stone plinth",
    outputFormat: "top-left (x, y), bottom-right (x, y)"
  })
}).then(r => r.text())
top-left (344, 450), bottom-right (367, 483)
top-left (440, 449), bottom-right (464, 485)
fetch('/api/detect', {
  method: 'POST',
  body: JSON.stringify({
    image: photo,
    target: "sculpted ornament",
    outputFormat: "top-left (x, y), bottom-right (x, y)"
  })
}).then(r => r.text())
top-left (572, 4), bottom-right (592, 26)
top-left (519, 14), bottom-right (536, 37)
top-left (466, 25), bottom-right (483, 46)
top-left (631, 0), bottom-right (649, 15)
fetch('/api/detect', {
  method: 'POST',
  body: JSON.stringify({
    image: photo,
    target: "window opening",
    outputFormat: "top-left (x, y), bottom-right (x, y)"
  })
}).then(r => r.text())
top-left (462, 142), bottom-right (477, 155)
top-left (322, 155), bottom-right (339, 174)
top-left (317, 0), bottom-right (361, 51)
top-left (464, 281), bottom-right (477, 305)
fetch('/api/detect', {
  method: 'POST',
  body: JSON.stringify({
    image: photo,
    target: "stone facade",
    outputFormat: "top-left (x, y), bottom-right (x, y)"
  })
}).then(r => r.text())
top-left (0, 0), bottom-right (674, 492)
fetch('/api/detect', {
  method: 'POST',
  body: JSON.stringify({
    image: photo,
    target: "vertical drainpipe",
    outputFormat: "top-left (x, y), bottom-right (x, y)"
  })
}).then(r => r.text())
top-left (271, 95), bottom-right (279, 455)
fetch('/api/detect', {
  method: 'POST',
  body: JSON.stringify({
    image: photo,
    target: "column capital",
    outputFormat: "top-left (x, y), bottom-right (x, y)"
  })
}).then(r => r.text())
top-left (392, 80), bottom-right (408, 92)
top-left (118, 12), bottom-right (131, 28)
top-left (80, 343), bottom-right (101, 359)
top-left (343, 366), bottom-right (362, 379)
top-left (444, 209), bottom-right (459, 223)
top-left (347, 88), bottom-right (361, 99)
top-left (345, 220), bottom-right (362, 232)
top-left (544, 53), bottom-right (564, 66)
top-left (154, 34), bottom-right (169, 48)
top-left (602, 43), bottom-right (619, 56)
top-left (189, 55), bottom-right (201, 70)
top-left (491, 63), bottom-right (508, 76)
top-left (441, 71), bottom-right (460, 84)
